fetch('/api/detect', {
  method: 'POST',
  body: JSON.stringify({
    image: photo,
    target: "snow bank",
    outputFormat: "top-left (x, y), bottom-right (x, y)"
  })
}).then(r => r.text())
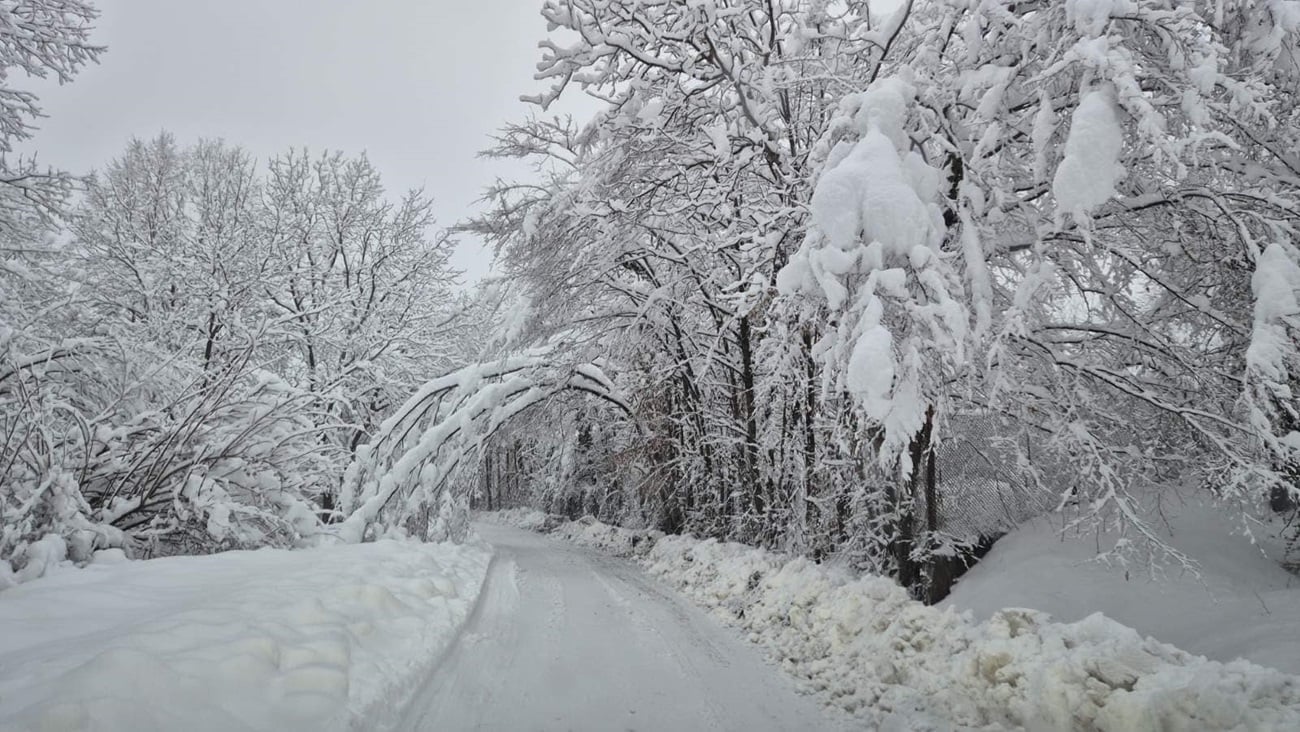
top-left (480, 510), bottom-right (662, 555)
top-left (645, 536), bottom-right (1300, 730)
top-left (475, 507), bottom-right (556, 532)
top-left (943, 496), bottom-right (1300, 676)
top-left (491, 510), bottom-right (1300, 730)
top-left (0, 539), bottom-right (492, 731)
top-left (550, 515), bottom-right (664, 557)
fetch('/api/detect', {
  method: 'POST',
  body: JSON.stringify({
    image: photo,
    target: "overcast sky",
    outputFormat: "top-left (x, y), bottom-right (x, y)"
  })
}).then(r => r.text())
top-left (18, 0), bottom-right (594, 282)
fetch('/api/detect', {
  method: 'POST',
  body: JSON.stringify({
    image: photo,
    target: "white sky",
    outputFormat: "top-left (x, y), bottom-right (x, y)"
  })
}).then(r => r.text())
top-left (18, 0), bottom-right (595, 283)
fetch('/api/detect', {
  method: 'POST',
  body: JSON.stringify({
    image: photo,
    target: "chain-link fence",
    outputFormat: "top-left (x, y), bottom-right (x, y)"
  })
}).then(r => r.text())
top-left (930, 414), bottom-right (1057, 542)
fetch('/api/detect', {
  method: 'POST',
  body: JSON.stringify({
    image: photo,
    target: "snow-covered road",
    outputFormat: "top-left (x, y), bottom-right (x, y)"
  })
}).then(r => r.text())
top-left (401, 523), bottom-right (845, 732)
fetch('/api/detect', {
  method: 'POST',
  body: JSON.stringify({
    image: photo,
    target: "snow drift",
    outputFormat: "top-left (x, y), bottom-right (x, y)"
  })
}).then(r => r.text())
top-left (943, 497), bottom-right (1300, 677)
top-left (0, 539), bottom-right (492, 731)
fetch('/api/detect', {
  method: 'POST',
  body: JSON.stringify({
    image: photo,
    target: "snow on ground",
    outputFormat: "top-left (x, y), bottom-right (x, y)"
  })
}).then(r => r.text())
top-left (481, 506), bottom-right (565, 533)
top-left (551, 514), bottom-right (665, 556)
top-left (480, 510), bottom-right (661, 557)
top-left (0, 539), bottom-right (491, 731)
top-left (490, 509), bottom-right (1300, 731)
top-left (942, 494), bottom-right (1300, 676)
top-left (403, 522), bottom-right (849, 731)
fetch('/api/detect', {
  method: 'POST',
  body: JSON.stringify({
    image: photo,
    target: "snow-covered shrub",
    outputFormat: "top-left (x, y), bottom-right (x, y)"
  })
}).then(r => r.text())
top-left (0, 329), bottom-right (129, 580)
top-left (0, 331), bottom-right (336, 580)
top-left (101, 368), bottom-right (334, 556)
top-left (425, 490), bottom-right (471, 544)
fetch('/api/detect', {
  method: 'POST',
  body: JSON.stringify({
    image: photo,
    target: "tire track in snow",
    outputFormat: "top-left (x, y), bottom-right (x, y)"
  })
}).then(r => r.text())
top-left (398, 523), bottom-right (847, 732)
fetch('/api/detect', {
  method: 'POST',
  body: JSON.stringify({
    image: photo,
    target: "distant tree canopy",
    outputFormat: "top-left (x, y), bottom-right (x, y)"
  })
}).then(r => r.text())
top-left (3, 127), bottom-right (478, 577)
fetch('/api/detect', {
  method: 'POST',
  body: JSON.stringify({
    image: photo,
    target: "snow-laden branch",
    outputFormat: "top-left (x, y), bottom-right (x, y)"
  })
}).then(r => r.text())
top-left (334, 354), bottom-right (634, 542)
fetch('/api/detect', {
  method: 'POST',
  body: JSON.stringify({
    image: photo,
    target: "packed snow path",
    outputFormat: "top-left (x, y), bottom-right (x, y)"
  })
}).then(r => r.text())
top-left (401, 523), bottom-right (845, 731)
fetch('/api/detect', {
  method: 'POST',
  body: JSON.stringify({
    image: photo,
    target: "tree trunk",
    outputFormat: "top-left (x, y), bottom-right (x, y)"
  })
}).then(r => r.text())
top-left (896, 406), bottom-right (936, 596)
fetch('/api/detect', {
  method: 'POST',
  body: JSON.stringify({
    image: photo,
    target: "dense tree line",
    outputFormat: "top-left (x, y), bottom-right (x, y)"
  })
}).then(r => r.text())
top-left (0, 3), bottom-right (474, 579)
top-left (461, 0), bottom-right (1300, 600)
top-left (4, 0), bottom-right (1299, 604)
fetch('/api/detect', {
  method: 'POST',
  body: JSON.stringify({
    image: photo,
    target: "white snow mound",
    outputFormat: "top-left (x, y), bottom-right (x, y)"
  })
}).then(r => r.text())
top-left (944, 496), bottom-right (1300, 677)
top-left (0, 539), bottom-right (492, 731)
top-left (646, 535), bottom-right (1300, 730)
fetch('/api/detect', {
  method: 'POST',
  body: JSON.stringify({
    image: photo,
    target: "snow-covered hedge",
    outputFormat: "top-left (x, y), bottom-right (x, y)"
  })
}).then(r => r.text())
top-left (495, 511), bottom-right (1300, 731)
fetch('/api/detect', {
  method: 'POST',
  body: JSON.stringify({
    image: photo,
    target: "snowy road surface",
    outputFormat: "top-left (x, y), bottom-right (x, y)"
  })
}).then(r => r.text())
top-left (401, 522), bottom-right (845, 731)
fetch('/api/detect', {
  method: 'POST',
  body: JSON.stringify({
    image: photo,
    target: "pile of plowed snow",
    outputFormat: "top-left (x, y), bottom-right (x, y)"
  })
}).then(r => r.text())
top-left (0, 539), bottom-right (491, 731)
top-left (942, 495), bottom-right (1300, 676)
top-left (489, 508), bottom-right (1300, 730)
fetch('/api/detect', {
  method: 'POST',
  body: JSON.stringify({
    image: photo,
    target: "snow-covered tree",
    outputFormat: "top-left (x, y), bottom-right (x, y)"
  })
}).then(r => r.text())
top-left (260, 149), bottom-right (463, 457)
top-left (3, 125), bottom-right (471, 579)
top-left (460, 0), bottom-right (1300, 600)
top-left (74, 134), bottom-right (270, 369)
top-left (0, 0), bottom-right (110, 583)
top-left (0, 0), bottom-right (102, 239)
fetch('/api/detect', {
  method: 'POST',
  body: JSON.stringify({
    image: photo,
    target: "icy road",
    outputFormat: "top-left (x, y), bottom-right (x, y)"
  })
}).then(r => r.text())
top-left (400, 522), bottom-right (845, 731)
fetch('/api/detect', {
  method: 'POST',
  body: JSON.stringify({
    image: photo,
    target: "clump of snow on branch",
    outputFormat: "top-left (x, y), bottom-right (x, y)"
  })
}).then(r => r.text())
top-left (337, 350), bottom-right (629, 543)
top-left (777, 74), bottom-right (964, 464)
top-left (1247, 243), bottom-right (1300, 390)
top-left (1245, 241), bottom-right (1300, 469)
top-left (1064, 0), bottom-right (1130, 38)
top-left (1052, 86), bottom-right (1126, 222)
top-left (806, 77), bottom-right (942, 264)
